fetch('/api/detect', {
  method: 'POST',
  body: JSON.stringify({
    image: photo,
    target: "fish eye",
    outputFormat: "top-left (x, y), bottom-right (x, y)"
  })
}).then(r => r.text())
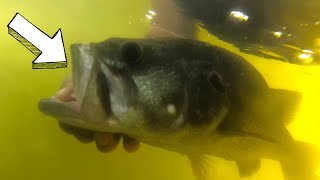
top-left (121, 41), bottom-right (143, 64)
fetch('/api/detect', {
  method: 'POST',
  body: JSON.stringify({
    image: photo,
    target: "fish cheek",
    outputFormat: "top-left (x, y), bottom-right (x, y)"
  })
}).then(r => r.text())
top-left (131, 73), bottom-right (186, 131)
top-left (136, 88), bottom-right (186, 131)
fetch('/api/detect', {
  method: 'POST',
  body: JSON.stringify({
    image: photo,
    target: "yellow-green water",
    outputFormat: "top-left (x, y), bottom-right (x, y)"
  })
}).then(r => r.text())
top-left (0, 0), bottom-right (319, 179)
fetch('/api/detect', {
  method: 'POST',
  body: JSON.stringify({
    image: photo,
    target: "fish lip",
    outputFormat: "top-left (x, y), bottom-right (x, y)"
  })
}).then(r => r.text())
top-left (38, 97), bottom-right (81, 120)
top-left (70, 43), bottom-right (95, 107)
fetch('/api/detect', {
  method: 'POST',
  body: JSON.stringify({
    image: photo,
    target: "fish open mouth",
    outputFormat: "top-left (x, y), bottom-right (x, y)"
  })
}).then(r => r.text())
top-left (38, 44), bottom-right (117, 132)
top-left (39, 43), bottom-right (95, 118)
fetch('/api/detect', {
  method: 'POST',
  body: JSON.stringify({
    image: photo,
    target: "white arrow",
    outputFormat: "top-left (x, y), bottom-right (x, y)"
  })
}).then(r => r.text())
top-left (8, 13), bottom-right (67, 69)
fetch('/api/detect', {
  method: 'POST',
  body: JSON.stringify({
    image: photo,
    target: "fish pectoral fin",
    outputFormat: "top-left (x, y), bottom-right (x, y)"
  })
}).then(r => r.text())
top-left (236, 159), bottom-right (261, 177)
top-left (188, 155), bottom-right (209, 180)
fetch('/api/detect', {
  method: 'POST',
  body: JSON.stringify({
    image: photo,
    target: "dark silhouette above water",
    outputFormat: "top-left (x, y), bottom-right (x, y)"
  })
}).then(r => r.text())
top-left (173, 0), bottom-right (320, 65)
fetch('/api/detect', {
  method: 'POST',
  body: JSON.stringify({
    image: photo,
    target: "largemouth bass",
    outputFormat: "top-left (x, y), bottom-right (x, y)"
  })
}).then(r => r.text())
top-left (39, 38), bottom-right (318, 180)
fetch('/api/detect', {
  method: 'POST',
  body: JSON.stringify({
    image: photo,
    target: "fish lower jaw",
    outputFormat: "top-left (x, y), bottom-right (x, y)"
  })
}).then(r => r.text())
top-left (39, 97), bottom-right (80, 117)
top-left (39, 96), bottom-right (123, 132)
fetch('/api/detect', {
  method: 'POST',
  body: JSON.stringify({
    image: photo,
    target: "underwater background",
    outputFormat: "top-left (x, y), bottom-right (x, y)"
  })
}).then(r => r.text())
top-left (0, 0), bottom-right (319, 179)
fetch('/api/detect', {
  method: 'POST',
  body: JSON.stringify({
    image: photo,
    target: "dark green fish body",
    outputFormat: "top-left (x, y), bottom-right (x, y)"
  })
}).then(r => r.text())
top-left (39, 38), bottom-right (317, 180)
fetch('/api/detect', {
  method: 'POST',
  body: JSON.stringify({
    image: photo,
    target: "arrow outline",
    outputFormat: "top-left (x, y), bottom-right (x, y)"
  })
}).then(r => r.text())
top-left (7, 13), bottom-right (67, 69)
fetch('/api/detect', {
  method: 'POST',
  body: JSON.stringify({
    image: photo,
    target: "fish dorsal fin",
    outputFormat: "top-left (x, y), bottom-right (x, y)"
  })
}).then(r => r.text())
top-left (188, 155), bottom-right (209, 180)
top-left (236, 159), bottom-right (261, 177)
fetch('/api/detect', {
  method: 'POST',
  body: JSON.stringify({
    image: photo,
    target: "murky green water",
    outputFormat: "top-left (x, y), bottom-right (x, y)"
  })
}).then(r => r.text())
top-left (0, 0), bottom-right (319, 180)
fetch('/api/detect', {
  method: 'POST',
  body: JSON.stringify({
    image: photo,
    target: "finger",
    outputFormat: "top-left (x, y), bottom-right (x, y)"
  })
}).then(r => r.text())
top-left (94, 132), bottom-right (113, 146)
top-left (56, 75), bottom-right (76, 102)
top-left (73, 128), bottom-right (94, 143)
top-left (58, 122), bottom-right (94, 143)
top-left (58, 122), bottom-right (77, 134)
top-left (59, 75), bottom-right (72, 89)
top-left (94, 132), bottom-right (121, 153)
top-left (56, 87), bottom-right (75, 102)
top-left (123, 135), bottom-right (140, 153)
